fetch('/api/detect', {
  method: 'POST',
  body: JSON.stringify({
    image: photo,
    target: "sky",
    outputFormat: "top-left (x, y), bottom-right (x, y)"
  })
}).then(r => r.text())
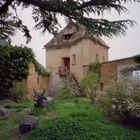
top-left (11, 2), bottom-right (140, 67)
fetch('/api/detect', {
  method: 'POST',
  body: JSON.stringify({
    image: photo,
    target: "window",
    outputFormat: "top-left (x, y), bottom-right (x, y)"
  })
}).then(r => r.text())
top-left (63, 34), bottom-right (72, 40)
top-left (102, 56), bottom-right (105, 62)
top-left (96, 54), bottom-right (99, 61)
top-left (72, 54), bottom-right (76, 65)
top-left (133, 70), bottom-right (140, 83)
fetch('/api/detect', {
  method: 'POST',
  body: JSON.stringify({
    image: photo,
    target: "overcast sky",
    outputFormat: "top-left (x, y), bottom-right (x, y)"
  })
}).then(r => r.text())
top-left (11, 2), bottom-right (140, 67)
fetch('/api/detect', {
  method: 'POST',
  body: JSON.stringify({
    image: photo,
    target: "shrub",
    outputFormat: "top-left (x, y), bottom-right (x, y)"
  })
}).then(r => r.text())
top-left (10, 82), bottom-right (28, 102)
top-left (34, 61), bottom-right (50, 77)
top-left (0, 45), bottom-right (34, 99)
top-left (97, 79), bottom-right (128, 120)
top-left (88, 61), bottom-right (101, 73)
top-left (97, 78), bottom-right (140, 127)
top-left (59, 79), bottom-right (72, 99)
top-left (31, 107), bottom-right (47, 116)
top-left (0, 45), bottom-right (50, 100)
top-left (80, 72), bottom-right (100, 104)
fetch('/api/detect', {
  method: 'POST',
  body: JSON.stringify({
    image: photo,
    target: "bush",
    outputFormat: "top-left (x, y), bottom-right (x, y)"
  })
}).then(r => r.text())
top-left (97, 78), bottom-right (140, 127)
top-left (59, 79), bottom-right (72, 99)
top-left (88, 61), bottom-right (101, 73)
top-left (80, 72), bottom-right (100, 104)
top-left (0, 45), bottom-right (34, 99)
top-left (34, 61), bottom-right (50, 77)
top-left (0, 45), bottom-right (49, 100)
top-left (31, 107), bottom-right (47, 116)
top-left (10, 82), bottom-right (28, 102)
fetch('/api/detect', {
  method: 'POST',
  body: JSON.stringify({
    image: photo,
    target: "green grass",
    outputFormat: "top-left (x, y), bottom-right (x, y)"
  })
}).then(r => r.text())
top-left (28, 98), bottom-right (140, 140)
top-left (0, 98), bottom-right (140, 140)
top-left (0, 100), bottom-right (34, 140)
top-left (0, 114), bottom-right (25, 140)
top-left (4, 101), bottom-right (34, 110)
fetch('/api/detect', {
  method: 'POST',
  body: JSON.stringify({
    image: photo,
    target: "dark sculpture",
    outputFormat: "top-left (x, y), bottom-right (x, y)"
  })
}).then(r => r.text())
top-left (33, 89), bottom-right (53, 108)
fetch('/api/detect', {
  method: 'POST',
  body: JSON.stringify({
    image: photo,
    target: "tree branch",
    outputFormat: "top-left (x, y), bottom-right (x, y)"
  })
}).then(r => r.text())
top-left (0, 0), bottom-right (14, 14)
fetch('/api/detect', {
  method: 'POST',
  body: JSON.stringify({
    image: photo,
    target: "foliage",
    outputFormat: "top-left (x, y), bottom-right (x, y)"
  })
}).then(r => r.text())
top-left (34, 61), bottom-right (50, 77)
top-left (28, 98), bottom-right (140, 140)
top-left (0, 98), bottom-right (140, 140)
top-left (10, 82), bottom-right (28, 102)
top-left (0, 0), bottom-right (138, 41)
top-left (0, 45), bottom-right (34, 99)
top-left (88, 61), bottom-right (101, 73)
top-left (0, 45), bottom-right (49, 100)
top-left (80, 73), bottom-right (100, 103)
top-left (4, 101), bottom-right (34, 109)
top-left (59, 79), bottom-right (72, 99)
top-left (0, 12), bottom-right (31, 43)
top-left (97, 79), bottom-right (128, 120)
top-left (126, 99), bottom-right (140, 118)
top-left (31, 107), bottom-right (47, 116)
top-left (97, 78), bottom-right (140, 127)
top-left (0, 113), bottom-right (27, 140)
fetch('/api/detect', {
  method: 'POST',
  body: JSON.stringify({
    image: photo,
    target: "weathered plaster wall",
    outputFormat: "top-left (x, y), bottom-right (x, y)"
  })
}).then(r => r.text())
top-left (46, 47), bottom-right (70, 72)
top-left (70, 38), bottom-right (108, 80)
top-left (100, 58), bottom-right (137, 90)
top-left (46, 38), bottom-right (108, 81)
top-left (82, 57), bottom-right (139, 92)
top-left (24, 63), bottom-right (48, 100)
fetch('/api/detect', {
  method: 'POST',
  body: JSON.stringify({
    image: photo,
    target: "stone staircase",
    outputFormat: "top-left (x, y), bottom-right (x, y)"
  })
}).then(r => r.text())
top-left (58, 67), bottom-right (85, 97)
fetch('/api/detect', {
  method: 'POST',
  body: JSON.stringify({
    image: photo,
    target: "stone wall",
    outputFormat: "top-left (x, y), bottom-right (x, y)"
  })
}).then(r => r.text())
top-left (100, 57), bottom-right (137, 90)
top-left (23, 63), bottom-right (49, 100)
top-left (46, 47), bottom-right (70, 71)
top-left (82, 57), bottom-right (139, 91)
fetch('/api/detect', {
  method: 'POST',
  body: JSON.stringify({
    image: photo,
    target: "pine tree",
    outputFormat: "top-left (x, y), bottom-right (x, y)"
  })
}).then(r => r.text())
top-left (0, 0), bottom-right (139, 42)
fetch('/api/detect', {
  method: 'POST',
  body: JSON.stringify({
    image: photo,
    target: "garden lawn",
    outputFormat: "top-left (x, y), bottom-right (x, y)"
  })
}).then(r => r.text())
top-left (0, 101), bottom-right (34, 140)
top-left (28, 98), bottom-right (140, 140)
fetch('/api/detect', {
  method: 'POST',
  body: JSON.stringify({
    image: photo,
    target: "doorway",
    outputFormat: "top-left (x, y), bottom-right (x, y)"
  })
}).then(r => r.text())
top-left (62, 57), bottom-right (70, 70)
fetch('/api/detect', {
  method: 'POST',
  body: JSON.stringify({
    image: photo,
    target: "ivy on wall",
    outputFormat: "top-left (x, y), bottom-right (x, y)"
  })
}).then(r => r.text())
top-left (88, 61), bottom-right (101, 74)
top-left (0, 45), bottom-right (49, 99)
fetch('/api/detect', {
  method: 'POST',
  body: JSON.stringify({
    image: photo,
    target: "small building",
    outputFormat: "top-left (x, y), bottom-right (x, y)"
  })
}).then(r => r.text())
top-left (44, 22), bottom-right (109, 80)
top-left (100, 57), bottom-right (140, 90)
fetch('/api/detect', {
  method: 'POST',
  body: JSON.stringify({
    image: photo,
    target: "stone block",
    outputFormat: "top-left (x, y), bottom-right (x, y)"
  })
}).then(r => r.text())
top-left (19, 115), bottom-right (39, 133)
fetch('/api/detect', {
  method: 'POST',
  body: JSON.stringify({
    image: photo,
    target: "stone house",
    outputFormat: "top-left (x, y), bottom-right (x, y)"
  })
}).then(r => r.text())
top-left (44, 22), bottom-right (109, 80)
top-left (44, 23), bottom-right (140, 93)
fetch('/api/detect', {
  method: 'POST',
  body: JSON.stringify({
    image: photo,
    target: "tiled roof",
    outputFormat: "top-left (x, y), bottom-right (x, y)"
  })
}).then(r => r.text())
top-left (44, 22), bottom-right (109, 49)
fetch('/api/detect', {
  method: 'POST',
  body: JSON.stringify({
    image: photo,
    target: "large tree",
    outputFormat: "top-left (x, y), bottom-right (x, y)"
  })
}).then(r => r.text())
top-left (0, 0), bottom-right (139, 43)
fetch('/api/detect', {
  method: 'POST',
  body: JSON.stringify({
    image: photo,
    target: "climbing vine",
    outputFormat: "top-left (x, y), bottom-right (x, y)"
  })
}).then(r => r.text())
top-left (0, 45), bottom-right (49, 99)
top-left (88, 61), bottom-right (101, 74)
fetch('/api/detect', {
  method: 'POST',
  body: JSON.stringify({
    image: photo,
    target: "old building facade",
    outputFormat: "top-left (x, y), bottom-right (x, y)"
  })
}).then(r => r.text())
top-left (44, 22), bottom-right (109, 80)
